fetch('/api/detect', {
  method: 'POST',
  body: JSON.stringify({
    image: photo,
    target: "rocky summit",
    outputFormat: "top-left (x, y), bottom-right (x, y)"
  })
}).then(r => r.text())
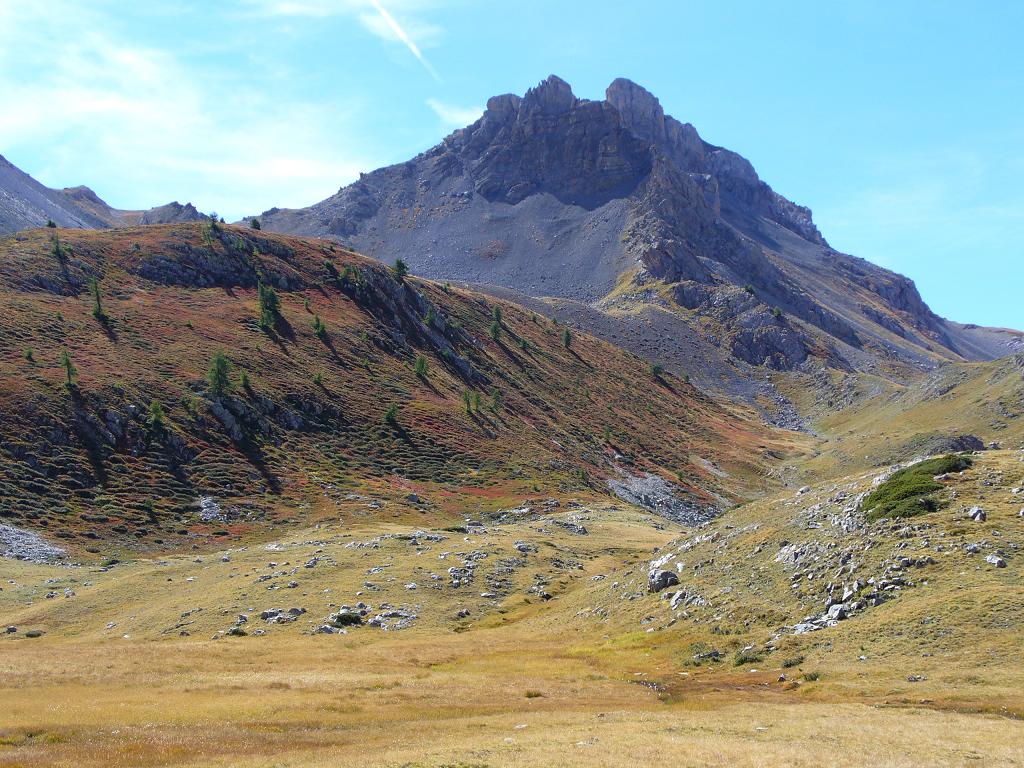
top-left (257, 76), bottom-right (1021, 396)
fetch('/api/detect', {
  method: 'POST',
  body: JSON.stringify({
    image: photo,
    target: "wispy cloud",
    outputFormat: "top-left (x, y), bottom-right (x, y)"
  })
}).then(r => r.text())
top-left (243, 0), bottom-right (445, 79)
top-left (0, 1), bottom-right (373, 217)
top-left (816, 147), bottom-right (1024, 326)
top-left (426, 98), bottom-right (482, 128)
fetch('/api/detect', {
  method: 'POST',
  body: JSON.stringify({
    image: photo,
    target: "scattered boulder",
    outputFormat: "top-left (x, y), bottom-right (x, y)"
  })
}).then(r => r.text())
top-left (968, 507), bottom-right (986, 522)
top-left (986, 554), bottom-right (1007, 568)
top-left (648, 569), bottom-right (679, 593)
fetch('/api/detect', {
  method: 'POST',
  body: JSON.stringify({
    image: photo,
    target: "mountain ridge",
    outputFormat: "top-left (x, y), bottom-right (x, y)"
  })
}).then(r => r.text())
top-left (255, 76), bottom-right (1020, 388)
top-left (0, 153), bottom-right (206, 235)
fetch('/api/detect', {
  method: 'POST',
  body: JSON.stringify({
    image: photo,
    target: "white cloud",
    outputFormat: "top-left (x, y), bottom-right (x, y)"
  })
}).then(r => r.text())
top-left (0, 1), bottom-right (375, 218)
top-left (426, 98), bottom-right (482, 128)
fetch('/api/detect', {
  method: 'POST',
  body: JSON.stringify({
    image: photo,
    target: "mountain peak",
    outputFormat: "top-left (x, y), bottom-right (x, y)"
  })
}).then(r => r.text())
top-left (605, 77), bottom-right (667, 143)
top-left (521, 74), bottom-right (577, 113)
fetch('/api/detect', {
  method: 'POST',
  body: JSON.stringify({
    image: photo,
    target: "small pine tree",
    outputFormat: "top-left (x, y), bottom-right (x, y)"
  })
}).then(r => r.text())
top-left (461, 389), bottom-right (473, 415)
top-left (250, 218), bottom-right (261, 230)
top-left (312, 314), bottom-right (327, 340)
top-left (562, 328), bottom-right (572, 349)
top-left (471, 391), bottom-right (481, 412)
top-left (519, 336), bottom-right (529, 352)
top-left (257, 281), bottom-right (280, 330)
top-left (58, 349), bottom-right (76, 387)
top-left (424, 306), bottom-right (436, 327)
top-left (384, 403), bottom-right (399, 425)
top-left (603, 425), bottom-right (612, 443)
top-left (744, 284), bottom-right (755, 295)
top-left (489, 320), bottom-right (501, 342)
top-left (391, 259), bottom-right (409, 281)
top-left (51, 234), bottom-right (65, 262)
top-left (239, 370), bottom-right (251, 389)
top-left (46, 219), bottom-right (57, 228)
top-left (207, 351), bottom-right (232, 396)
top-left (324, 259), bottom-right (339, 282)
top-left (772, 306), bottom-right (783, 319)
top-left (23, 348), bottom-right (34, 362)
top-left (89, 277), bottom-right (106, 321)
top-left (147, 400), bottom-right (166, 432)
top-left (649, 363), bottom-right (663, 378)
top-left (492, 305), bottom-right (502, 323)
top-left (313, 372), bottom-right (323, 387)
top-left (414, 354), bottom-right (428, 379)
top-left (489, 387), bottom-right (503, 412)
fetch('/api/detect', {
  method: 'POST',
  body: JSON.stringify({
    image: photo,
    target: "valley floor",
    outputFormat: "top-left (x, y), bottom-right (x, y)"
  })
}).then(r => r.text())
top-left (3, 451), bottom-right (1024, 767)
top-left (3, 635), bottom-right (1024, 768)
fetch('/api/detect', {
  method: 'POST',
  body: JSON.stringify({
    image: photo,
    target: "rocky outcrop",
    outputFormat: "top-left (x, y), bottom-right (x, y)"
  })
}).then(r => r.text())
top-left (140, 201), bottom-right (207, 225)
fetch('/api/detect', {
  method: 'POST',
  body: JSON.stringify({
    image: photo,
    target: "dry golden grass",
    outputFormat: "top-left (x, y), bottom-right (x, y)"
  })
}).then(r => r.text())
top-left (3, 454), bottom-right (1024, 767)
top-left (2, 632), bottom-right (1023, 767)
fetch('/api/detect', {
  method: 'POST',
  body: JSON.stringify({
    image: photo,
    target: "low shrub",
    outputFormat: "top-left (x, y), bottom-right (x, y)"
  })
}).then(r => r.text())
top-left (862, 454), bottom-right (972, 522)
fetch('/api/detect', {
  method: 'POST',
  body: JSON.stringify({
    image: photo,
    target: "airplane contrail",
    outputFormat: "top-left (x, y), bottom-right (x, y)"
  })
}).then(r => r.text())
top-left (369, 0), bottom-right (441, 82)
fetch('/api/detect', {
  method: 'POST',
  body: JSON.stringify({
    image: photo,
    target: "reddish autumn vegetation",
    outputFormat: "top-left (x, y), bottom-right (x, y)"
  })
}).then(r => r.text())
top-left (0, 223), bottom-right (791, 557)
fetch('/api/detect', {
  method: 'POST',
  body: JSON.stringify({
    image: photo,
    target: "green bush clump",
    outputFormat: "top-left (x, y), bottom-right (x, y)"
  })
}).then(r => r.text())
top-left (862, 454), bottom-right (972, 522)
top-left (733, 649), bottom-right (763, 667)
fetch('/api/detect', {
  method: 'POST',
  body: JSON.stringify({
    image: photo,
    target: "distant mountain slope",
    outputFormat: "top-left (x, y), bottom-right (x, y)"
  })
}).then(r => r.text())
top-left (0, 223), bottom-right (793, 556)
top-left (258, 76), bottom-right (1020, 387)
top-left (0, 154), bottom-right (205, 235)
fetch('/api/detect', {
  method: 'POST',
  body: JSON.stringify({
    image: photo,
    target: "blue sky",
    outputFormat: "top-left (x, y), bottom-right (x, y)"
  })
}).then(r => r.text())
top-left (0, 1), bottom-right (1020, 328)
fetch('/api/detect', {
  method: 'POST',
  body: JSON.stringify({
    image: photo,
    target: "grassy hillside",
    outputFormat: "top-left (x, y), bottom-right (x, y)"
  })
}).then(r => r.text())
top-left (777, 355), bottom-right (1024, 481)
top-left (0, 223), bottom-right (799, 560)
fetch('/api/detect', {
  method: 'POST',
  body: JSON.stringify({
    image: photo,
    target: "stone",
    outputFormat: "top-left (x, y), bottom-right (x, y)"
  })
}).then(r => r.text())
top-left (648, 569), bottom-right (679, 593)
top-left (986, 554), bottom-right (1007, 568)
top-left (825, 603), bottom-right (847, 621)
top-left (969, 507), bottom-right (986, 522)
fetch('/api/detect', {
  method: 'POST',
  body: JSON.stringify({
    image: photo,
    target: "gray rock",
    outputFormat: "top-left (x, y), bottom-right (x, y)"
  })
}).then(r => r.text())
top-left (0, 523), bottom-right (66, 563)
top-left (985, 554), bottom-right (1007, 568)
top-left (648, 569), bottom-right (679, 593)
